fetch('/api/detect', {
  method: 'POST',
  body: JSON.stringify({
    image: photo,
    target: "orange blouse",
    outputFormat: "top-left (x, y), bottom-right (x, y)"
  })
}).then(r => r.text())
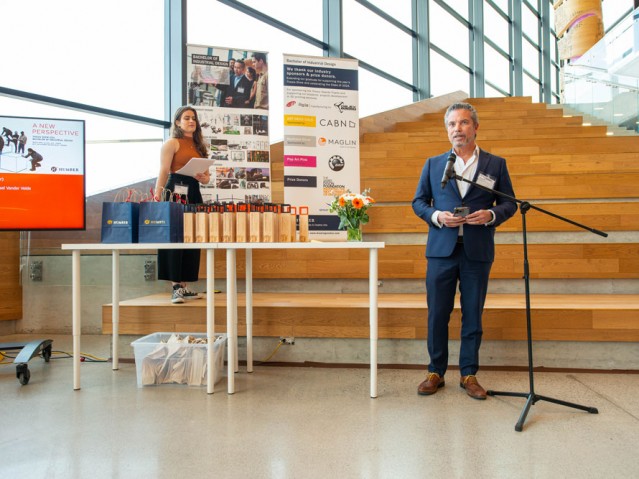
top-left (170, 137), bottom-right (203, 173)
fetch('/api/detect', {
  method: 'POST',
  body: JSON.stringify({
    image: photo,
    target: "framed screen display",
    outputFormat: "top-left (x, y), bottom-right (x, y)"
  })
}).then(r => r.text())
top-left (0, 115), bottom-right (86, 230)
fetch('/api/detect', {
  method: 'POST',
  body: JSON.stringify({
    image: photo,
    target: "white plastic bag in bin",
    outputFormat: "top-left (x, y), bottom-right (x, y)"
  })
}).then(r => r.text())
top-left (131, 332), bottom-right (227, 387)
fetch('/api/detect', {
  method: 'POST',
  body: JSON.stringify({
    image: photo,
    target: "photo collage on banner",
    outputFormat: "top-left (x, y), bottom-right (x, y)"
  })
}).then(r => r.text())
top-left (282, 54), bottom-right (359, 240)
top-left (186, 44), bottom-right (271, 204)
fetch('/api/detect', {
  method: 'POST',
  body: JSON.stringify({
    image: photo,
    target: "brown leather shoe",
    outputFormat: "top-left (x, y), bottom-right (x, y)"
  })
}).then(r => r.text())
top-left (417, 372), bottom-right (445, 396)
top-left (460, 375), bottom-right (487, 400)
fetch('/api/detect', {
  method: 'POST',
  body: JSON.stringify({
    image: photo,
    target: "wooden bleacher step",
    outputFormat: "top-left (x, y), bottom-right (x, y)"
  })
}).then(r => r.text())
top-left (103, 293), bottom-right (639, 342)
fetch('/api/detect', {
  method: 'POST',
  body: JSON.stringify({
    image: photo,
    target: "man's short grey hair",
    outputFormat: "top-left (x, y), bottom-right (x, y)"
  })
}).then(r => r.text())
top-left (444, 102), bottom-right (479, 126)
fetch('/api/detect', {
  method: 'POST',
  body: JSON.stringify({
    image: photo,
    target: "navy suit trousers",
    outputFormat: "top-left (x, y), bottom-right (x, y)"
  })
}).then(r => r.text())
top-left (426, 242), bottom-right (492, 377)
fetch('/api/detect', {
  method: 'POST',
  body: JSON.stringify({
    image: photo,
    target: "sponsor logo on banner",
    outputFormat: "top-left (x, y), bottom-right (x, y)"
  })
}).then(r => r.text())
top-left (323, 175), bottom-right (348, 196)
top-left (284, 135), bottom-right (316, 147)
top-left (334, 102), bottom-right (357, 113)
top-left (284, 114), bottom-right (316, 127)
top-left (286, 99), bottom-right (331, 110)
top-left (328, 155), bottom-right (345, 171)
top-left (284, 175), bottom-right (317, 188)
top-left (317, 137), bottom-right (358, 148)
top-left (308, 215), bottom-right (341, 231)
top-left (283, 155), bottom-right (317, 168)
top-left (318, 118), bottom-right (357, 128)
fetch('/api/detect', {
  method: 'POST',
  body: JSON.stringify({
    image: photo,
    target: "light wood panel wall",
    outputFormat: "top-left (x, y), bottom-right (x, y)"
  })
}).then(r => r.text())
top-left (193, 243), bottom-right (638, 280)
top-left (0, 232), bottom-right (22, 321)
top-left (366, 202), bottom-right (639, 233)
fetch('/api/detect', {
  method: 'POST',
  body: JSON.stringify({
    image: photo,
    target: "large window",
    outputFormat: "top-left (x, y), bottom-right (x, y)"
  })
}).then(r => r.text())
top-left (343, 0), bottom-right (413, 85)
top-left (429, 50), bottom-right (471, 97)
top-left (365, 0), bottom-right (412, 26)
top-left (3, 0), bottom-right (164, 119)
top-left (429, 2), bottom-right (470, 66)
top-left (0, 0), bottom-right (164, 196)
top-left (602, 0), bottom-right (635, 31)
top-left (0, 0), bottom-right (563, 197)
top-left (239, 0), bottom-right (324, 39)
top-left (484, 3), bottom-right (510, 47)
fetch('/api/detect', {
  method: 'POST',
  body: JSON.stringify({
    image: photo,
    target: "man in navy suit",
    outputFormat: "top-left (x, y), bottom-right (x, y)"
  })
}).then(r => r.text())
top-left (412, 102), bottom-right (517, 400)
top-left (215, 59), bottom-right (252, 108)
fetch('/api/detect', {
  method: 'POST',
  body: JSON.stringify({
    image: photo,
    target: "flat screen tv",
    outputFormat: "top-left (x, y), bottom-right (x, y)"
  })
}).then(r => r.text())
top-left (0, 115), bottom-right (86, 230)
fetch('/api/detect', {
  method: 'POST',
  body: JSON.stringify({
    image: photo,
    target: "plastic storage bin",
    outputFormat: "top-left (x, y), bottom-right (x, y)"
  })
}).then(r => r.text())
top-left (131, 332), bottom-right (227, 387)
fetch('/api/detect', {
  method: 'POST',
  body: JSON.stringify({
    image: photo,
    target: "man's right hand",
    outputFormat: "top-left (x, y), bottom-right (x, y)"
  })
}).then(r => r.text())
top-left (438, 211), bottom-right (466, 228)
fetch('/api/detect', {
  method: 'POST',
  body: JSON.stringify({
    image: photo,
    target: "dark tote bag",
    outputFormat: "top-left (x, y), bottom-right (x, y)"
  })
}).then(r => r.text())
top-left (101, 201), bottom-right (140, 243)
top-left (138, 200), bottom-right (185, 243)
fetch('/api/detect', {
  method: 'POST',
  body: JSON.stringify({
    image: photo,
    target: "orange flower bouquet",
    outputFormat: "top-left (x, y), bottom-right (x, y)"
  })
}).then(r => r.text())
top-left (328, 189), bottom-right (375, 241)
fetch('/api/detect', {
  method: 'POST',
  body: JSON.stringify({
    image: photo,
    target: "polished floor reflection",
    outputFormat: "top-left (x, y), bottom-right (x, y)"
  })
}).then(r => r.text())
top-left (2, 335), bottom-right (638, 478)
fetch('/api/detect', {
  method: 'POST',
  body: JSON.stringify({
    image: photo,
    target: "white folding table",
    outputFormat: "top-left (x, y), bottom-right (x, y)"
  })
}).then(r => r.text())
top-left (61, 241), bottom-right (385, 397)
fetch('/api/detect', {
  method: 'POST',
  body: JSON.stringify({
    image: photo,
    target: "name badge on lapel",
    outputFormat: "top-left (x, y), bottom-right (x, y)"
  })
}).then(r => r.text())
top-left (476, 172), bottom-right (496, 189)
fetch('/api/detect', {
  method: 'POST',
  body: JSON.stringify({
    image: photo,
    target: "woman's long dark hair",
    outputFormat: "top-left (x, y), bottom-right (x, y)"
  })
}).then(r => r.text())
top-left (171, 105), bottom-right (208, 158)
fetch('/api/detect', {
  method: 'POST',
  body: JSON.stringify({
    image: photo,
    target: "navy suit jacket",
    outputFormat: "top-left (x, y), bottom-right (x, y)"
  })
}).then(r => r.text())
top-left (217, 75), bottom-right (252, 108)
top-left (412, 149), bottom-right (517, 262)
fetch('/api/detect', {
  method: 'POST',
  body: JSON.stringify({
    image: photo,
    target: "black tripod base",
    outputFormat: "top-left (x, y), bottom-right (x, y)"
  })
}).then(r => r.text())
top-left (487, 390), bottom-right (599, 432)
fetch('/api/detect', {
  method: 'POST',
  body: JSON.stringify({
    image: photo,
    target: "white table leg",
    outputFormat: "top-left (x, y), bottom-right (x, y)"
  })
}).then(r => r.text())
top-left (72, 250), bottom-right (81, 390)
top-left (226, 249), bottom-right (237, 394)
top-left (112, 250), bottom-right (119, 370)
top-left (246, 249), bottom-right (253, 373)
top-left (206, 249), bottom-right (216, 394)
top-left (370, 248), bottom-right (379, 398)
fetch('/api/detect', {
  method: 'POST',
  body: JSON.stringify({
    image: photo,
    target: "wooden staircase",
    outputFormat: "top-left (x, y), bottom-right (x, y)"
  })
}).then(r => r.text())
top-left (96, 95), bottom-right (639, 342)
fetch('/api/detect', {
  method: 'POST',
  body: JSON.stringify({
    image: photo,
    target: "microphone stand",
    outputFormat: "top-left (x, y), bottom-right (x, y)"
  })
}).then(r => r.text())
top-left (449, 170), bottom-right (604, 432)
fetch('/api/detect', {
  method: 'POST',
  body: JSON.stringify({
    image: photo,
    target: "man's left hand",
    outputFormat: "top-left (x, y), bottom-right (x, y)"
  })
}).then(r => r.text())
top-left (465, 209), bottom-right (492, 225)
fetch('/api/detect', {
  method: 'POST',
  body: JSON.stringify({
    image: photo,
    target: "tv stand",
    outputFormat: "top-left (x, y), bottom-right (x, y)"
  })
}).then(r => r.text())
top-left (0, 339), bottom-right (53, 385)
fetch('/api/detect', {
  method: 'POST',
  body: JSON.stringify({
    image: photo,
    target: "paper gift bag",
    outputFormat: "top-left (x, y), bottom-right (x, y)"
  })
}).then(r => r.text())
top-left (249, 203), bottom-right (263, 243)
top-left (195, 205), bottom-right (209, 243)
top-left (183, 204), bottom-right (196, 243)
top-left (101, 201), bottom-right (139, 243)
top-left (138, 200), bottom-right (184, 243)
top-left (222, 203), bottom-right (236, 242)
top-left (279, 204), bottom-right (291, 242)
top-left (263, 203), bottom-right (279, 243)
top-left (298, 206), bottom-right (309, 242)
top-left (208, 203), bottom-right (223, 242)
top-left (290, 206), bottom-right (298, 242)
top-left (235, 203), bottom-right (248, 243)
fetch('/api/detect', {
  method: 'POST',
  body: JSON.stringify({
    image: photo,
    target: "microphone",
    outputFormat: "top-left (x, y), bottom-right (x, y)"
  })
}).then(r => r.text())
top-left (440, 152), bottom-right (456, 189)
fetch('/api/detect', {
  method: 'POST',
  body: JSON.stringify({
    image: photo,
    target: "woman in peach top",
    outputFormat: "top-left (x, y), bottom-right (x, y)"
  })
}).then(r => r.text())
top-left (154, 106), bottom-right (211, 303)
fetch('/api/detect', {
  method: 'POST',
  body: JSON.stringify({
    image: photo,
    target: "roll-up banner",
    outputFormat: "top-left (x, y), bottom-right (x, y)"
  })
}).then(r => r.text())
top-left (282, 54), bottom-right (359, 240)
top-left (186, 44), bottom-right (271, 204)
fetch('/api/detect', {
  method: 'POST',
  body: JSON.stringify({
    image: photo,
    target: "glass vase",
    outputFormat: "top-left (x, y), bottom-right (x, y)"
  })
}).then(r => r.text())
top-left (346, 225), bottom-right (363, 242)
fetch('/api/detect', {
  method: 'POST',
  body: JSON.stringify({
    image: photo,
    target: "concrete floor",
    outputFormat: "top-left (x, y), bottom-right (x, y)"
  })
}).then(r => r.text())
top-left (1, 334), bottom-right (639, 479)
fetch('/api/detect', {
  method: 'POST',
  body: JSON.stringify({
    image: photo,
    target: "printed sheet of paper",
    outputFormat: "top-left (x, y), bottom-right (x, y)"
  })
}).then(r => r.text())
top-left (175, 157), bottom-right (215, 178)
